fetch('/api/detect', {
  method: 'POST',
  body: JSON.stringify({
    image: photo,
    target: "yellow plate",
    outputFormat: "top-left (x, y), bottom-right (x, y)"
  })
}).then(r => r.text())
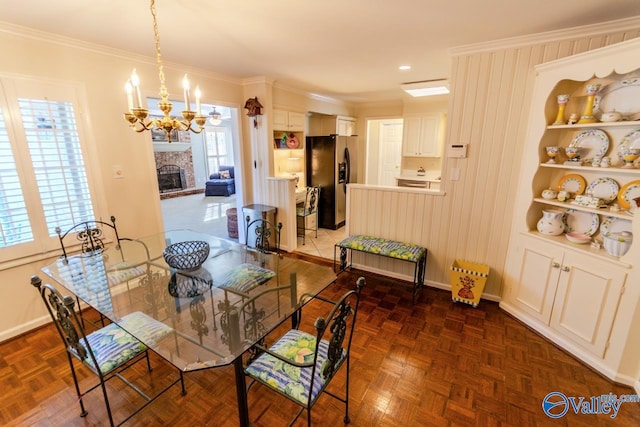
top-left (556, 174), bottom-right (586, 195)
top-left (617, 179), bottom-right (640, 210)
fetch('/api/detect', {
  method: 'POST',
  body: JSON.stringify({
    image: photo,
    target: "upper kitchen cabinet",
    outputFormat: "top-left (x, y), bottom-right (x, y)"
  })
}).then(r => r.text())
top-left (273, 109), bottom-right (306, 131)
top-left (402, 113), bottom-right (443, 157)
top-left (308, 114), bottom-right (357, 136)
top-left (337, 116), bottom-right (357, 136)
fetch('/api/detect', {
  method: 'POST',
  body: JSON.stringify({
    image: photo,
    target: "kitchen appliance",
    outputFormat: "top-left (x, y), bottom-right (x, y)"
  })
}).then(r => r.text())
top-left (306, 134), bottom-right (357, 229)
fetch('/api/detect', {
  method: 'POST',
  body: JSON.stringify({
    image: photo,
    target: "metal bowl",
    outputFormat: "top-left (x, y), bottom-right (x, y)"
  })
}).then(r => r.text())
top-left (163, 241), bottom-right (210, 271)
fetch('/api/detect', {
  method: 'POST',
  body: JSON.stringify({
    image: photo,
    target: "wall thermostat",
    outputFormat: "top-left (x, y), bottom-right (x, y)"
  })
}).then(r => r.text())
top-left (448, 144), bottom-right (468, 158)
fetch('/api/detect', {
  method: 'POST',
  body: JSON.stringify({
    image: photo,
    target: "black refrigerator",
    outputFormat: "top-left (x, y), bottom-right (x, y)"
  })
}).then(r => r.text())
top-left (306, 134), bottom-right (357, 230)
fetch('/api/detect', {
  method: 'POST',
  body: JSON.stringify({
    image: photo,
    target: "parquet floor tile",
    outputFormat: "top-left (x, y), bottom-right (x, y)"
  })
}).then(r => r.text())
top-left (1, 265), bottom-right (639, 426)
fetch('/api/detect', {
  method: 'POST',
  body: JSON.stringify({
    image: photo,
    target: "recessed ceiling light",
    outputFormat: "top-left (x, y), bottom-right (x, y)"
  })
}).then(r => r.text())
top-left (401, 79), bottom-right (450, 97)
top-left (399, 65), bottom-right (411, 71)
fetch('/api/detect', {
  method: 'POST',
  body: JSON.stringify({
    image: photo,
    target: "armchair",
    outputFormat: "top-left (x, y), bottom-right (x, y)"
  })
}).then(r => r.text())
top-left (205, 165), bottom-right (236, 196)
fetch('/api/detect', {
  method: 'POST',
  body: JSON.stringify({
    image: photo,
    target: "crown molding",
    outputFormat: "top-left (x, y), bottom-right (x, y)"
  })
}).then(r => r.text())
top-left (450, 16), bottom-right (640, 56)
top-left (0, 20), bottom-right (242, 85)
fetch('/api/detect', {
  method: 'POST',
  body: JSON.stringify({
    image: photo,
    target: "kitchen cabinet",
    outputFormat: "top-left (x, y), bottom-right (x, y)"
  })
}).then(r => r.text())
top-left (402, 113), bottom-right (442, 157)
top-left (506, 236), bottom-right (626, 357)
top-left (500, 38), bottom-right (640, 385)
top-left (337, 117), bottom-right (356, 136)
top-left (273, 109), bottom-right (305, 131)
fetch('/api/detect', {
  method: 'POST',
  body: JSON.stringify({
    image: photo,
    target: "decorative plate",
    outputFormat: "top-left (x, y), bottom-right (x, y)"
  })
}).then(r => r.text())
top-left (569, 129), bottom-right (609, 161)
top-left (593, 76), bottom-right (640, 119)
top-left (563, 209), bottom-right (599, 236)
top-left (286, 135), bottom-right (300, 149)
top-left (585, 177), bottom-right (619, 204)
top-left (556, 174), bottom-right (586, 195)
top-left (617, 180), bottom-right (640, 211)
top-left (616, 129), bottom-right (640, 163)
top-left (600, 216), bottom-right (633, 236)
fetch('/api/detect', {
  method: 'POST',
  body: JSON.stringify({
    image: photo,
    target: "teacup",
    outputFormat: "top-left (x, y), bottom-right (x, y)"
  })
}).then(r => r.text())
top-left (557, 190), bottom-right (571, 202)
top-left (564, 146), bottom-right (580, 160)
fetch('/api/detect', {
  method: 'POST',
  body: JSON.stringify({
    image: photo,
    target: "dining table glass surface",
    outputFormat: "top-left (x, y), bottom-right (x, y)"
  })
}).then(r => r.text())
top-left (41, 229), bottom-right (337, 372)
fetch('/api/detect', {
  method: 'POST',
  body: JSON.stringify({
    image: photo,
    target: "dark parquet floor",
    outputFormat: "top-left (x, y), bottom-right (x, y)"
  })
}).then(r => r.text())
top-left (1, 262), bottom-right (639, 426)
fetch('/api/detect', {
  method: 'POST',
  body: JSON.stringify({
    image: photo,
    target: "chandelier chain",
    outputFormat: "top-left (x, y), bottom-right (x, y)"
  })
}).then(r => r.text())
top-left (150, 0), bottom-right (167, 98)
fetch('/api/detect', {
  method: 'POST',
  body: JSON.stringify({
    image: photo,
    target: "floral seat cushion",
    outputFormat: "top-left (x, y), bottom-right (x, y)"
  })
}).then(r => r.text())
top-left (76, 311), bottom-right (172, 374)
top-left (217, 263), bottom-right (275, 293)
top-left (245, 329), bottom-right (345, 406)
top-left (337, 235), bottom-right (426, 262)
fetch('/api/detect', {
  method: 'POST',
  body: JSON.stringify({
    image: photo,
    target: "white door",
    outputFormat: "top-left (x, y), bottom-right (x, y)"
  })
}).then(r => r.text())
top-left (378, 120), bottom-right (403, 186)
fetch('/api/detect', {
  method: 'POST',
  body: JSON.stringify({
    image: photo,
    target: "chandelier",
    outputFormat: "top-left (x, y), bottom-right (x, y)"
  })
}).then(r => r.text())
top-left (123, 0), bottom-right (206, 137)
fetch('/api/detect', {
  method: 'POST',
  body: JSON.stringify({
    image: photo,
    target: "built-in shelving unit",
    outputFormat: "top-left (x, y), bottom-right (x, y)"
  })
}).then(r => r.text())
top-left (501, 38), bottom-right (640, 387)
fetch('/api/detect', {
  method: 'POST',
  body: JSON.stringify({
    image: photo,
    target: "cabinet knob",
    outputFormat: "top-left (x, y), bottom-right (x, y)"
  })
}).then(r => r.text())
top-left (552, 262), bottom-right (560, 268)
top-left (562, 266), bottom-right (570, 272)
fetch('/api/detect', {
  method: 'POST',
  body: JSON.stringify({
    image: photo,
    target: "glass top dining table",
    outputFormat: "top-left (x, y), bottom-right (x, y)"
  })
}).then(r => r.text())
top-left (41, 229), bottom-right (337, 425)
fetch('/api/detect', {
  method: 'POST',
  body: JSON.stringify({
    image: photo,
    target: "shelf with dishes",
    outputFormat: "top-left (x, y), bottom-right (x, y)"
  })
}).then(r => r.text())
top-left (547, 120), bottom-right (640, 130)
top-left (273, 131), bottom-right (303, 150)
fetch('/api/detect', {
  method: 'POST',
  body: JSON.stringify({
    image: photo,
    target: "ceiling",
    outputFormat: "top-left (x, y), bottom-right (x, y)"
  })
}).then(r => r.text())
top-left (1, 0), bottom-right (640, 103)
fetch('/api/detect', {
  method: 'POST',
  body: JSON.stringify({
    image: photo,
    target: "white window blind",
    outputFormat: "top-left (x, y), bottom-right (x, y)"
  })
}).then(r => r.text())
top-left (0, 76), bottom-right (100, 263)
top-left (0, 107), bottom-right (32, 247)
top-left (19, 98), bottom-right (94, 235)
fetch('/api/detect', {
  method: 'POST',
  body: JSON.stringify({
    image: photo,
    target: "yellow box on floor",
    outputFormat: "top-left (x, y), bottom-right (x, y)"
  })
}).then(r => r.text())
top-left (450, 260), bottom-right (490, 308)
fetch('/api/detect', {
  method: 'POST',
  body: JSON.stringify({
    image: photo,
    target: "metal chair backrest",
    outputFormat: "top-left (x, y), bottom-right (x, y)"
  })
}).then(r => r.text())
top-left (244, 216), bottom-right (282, 254)
top-left (303, 186), bottom-right (320, 215)
top-left (30, 276), bottom-right (100, 371)
top-left (56, 216), bottom-right (122, 262)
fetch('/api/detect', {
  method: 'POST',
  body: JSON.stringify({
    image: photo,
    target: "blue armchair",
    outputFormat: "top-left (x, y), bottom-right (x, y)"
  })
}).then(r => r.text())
top-left (205, 165), bottom-right (236, 196)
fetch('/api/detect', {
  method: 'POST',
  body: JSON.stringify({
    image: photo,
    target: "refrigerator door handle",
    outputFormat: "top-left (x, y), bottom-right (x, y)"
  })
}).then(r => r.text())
top-left (344, 147), bottom-right (350, 185)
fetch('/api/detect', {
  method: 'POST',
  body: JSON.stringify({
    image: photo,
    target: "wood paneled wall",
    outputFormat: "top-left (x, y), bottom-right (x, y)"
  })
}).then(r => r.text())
top-left (349, 27), bottom-right (640, 299)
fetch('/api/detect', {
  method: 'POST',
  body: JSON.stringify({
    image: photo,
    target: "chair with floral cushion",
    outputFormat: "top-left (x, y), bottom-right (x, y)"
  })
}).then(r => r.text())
top-left (30, 276), bottom-right (185, 427)
top-left (244, 276), bottom-right (365, 426)
top-left (218, 217), bottom-right (282, 297)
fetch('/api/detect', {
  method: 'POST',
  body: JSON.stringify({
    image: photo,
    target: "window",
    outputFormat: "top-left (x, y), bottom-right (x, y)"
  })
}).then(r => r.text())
top-left (0, 76), bottom-right (100, 263)
top-left (204, 126), bottom-right (233, 175)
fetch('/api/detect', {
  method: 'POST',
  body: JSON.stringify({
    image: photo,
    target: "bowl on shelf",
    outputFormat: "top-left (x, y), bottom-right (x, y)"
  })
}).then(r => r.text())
top-left (163, 240), bottom-right (210, 271)
top-left (541, 188), bottom-right (558, 200)
top-left (602, 231), bottom-right (633, 257)
top-left (565, 232), bottom-right (591, 245)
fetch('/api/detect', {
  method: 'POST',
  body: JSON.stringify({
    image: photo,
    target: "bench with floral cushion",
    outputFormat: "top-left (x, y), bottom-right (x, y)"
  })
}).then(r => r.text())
top-left (334, 235), bottom-right (427, 303)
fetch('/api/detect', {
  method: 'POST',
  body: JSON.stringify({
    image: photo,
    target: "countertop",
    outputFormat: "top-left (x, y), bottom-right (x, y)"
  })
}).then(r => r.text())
top-left (396, 173), bottom-right (441, 182)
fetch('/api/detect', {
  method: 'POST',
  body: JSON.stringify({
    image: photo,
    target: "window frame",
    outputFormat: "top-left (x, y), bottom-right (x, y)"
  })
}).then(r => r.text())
top-left (0, 74), bottom-right (108, 267)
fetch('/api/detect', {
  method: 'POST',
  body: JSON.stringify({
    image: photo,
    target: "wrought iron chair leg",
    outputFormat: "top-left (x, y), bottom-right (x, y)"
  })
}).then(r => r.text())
top-left (99, 378), bottom-right (116, 427)
top-left (67, 354), bottom-right (88, 417)
top-left (145, 350), bottom-right (153, 372)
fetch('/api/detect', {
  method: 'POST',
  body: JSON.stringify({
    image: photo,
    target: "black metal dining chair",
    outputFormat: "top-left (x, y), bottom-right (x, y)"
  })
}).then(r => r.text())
top-left (296, 186), bottom-right (320, 245)
top-left (29, 275), bottom-right (185, 427)
top-left (55, 216), bottom-right (149, 327)
top-left (244, 276), bottom-right (365, 426)
top-left (217, 217), bottom-right (283, 297)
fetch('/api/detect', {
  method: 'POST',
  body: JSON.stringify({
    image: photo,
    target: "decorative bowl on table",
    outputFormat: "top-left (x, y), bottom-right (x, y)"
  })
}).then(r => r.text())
top-left (163, 241), bottom-right (210, 271)
top-left (564, 232), bottom-right (591, 245)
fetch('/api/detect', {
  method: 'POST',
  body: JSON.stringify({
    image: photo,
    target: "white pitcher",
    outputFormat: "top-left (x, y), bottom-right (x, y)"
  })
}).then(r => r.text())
top-left (536, 209), bottom-right (565, 236)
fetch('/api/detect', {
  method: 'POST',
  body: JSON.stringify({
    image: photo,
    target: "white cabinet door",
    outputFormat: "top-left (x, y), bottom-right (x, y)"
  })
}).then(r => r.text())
top-left (288, 112), bottom-right (305, 131)
top-left (550, 253), bottom-right (626, 357)
top-left (402, 116), bottom-right (423, 156)
top-left (507, 238), bottom-right (563, 324)
top-left (402, 114), bottom-right (442, 157)
top-left (337, 118), bottom-right (355, 136)
top-left (273, 109), bottom-right (288, 130)
top-left (419, 114), bottom-right (441, 157)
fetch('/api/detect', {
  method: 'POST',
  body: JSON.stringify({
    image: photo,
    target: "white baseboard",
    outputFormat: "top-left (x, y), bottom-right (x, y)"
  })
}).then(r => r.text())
top-left (0, 314), bottom-right (50, 343)
top-left (635, 379), bottom-right (640, 395)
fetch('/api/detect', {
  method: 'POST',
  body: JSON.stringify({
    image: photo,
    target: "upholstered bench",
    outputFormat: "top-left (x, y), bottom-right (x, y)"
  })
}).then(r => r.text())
top-left (334, 235), bottom-right (427, 303)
